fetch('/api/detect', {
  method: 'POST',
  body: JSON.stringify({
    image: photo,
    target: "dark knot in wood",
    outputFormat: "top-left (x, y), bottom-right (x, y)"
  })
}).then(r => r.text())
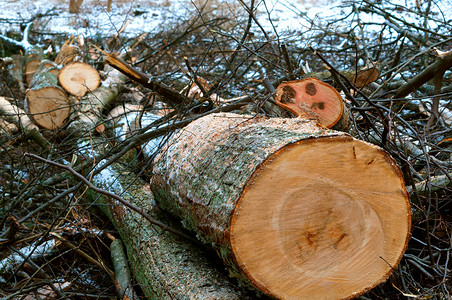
top-left (280, 86), bottom-right (296, 103)
top-left (305, 82), bottom-right (317, 96)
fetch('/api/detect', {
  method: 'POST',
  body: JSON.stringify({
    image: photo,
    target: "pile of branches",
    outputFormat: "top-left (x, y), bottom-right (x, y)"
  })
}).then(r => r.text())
top-left (0, 0), bottom-right (450, 298)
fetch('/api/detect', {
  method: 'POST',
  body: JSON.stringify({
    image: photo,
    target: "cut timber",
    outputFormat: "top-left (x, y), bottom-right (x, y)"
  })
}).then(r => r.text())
top-left (8, 55), bottom-right (26, 92)
top-left (351, 66), bottom-right (380, 88)
top-left (275, 78), bottom-right (350, 130)
top-left (151, 112), bottom-right (411, 300)
top-left (25, 71), bottom-right (70, 129)
top-left (0, 96), bottom-right (37, 131)
top-left (30, 60), bottom-right (60, 87)
top-left (59, 62), bottom-right (100, 97)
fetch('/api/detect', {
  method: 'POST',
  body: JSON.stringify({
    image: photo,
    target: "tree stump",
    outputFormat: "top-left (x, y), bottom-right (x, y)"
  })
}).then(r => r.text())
top-left (150, 112), bottom-right (411, 299)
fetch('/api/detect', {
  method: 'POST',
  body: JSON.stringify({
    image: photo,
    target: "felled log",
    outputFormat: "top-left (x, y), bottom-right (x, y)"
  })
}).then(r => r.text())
top-left (59, 62), bottom-right (100, 97)
top-left (68, 66), bottom-right (125, 131)
top-left (89, 160), bottom-right (251, 299)
top-left (8, 55), bottom-right (26, 92)
top-left (275, 78), bottom-right (351, 131)
top-left (351, 65), bottom-right (380, 88)
top-left (150, 112), bottom-right (411, 299)
top-left (25, 66), bottom-right (70, 129)
top-left (0, 97), bottom-right (53, 150)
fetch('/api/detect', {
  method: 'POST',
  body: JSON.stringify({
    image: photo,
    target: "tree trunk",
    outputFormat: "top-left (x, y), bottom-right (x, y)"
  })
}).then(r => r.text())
top-left (150, 112), bottom-right (411, 299)
top-left (69, 0), bottom-right (83, 13)
top-left (88, 160), bottom-right (252, 299)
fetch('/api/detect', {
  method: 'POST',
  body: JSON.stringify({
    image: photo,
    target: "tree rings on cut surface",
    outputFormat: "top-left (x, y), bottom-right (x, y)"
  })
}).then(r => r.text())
top-left (59, 62), bottom-right (100, 97)
top-left (230, 136), bottom-right (411, 299)
top-left (275, 78), bottom-right (344, 128)
top-left (25, 86), bottom-right (70, 129)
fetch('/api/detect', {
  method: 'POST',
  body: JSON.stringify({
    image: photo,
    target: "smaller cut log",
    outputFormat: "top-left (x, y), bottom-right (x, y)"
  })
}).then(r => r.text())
top-left (0, 96), bottom-right (37, 131)
top-left (351, 65), bottom-right (380, 88)
top-left (275, 78), bottom-right (350, 130)
top-left (59, 62), bottom-right (100, 97)
top-left (8, 55), bottom-right (26, 92)
top-left (29, 60), bottom-right (60, 88)
top-left (24, 47), bottom-right (44, 87)
top-left (0, 117), bottom-right (18, 135)
top-left (25, 70), bottom-right (70, 129)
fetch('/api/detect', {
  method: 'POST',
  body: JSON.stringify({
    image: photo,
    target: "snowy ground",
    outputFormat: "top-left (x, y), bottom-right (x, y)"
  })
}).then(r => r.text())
top-left (1, 0), bottom-right (450, 40)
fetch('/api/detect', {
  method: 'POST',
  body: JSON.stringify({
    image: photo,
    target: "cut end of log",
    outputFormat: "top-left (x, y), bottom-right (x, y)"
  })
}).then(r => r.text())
top-left (59, 62), bottom-right (100, 97)
top-left (25, 87), bottom-right (70, 129)
top-left (352, 66), bottom-right (380, 88)
top-left (230, 136), bottom-right (410, 299)
top-left (275, 78), bottom-right (344, 128)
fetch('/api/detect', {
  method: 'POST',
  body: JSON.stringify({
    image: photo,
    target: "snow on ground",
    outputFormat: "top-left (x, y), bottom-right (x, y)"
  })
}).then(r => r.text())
top-left (1, 0), bottom-right (450, 40)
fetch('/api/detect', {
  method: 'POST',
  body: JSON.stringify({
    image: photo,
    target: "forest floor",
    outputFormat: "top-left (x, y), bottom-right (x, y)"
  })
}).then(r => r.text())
top-left (0, 0), bottom-right (451, 299)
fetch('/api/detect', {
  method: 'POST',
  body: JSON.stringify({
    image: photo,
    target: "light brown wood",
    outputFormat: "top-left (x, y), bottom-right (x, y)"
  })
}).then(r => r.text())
top-left (59, 62), bottom-right (100, 97)
top-left (275, 78), bottom-right (346, 129)
top-left (25, 58), bottom-right (42, 87)
top-left (352, 66), bottom-right (380, 88)
top-left (25, 71), bottom-right (70, 130)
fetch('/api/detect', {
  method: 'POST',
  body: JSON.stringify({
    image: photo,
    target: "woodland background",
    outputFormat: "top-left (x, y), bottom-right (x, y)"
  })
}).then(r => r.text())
top-left (0, 0), bottom-right (451, 299)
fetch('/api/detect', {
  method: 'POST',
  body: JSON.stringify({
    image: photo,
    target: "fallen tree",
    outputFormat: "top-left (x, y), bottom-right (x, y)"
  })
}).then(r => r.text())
top-left (87, 156), bottom-right (253, 299)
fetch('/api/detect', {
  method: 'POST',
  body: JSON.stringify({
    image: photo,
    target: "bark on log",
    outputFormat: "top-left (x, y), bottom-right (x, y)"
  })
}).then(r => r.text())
top-left (150, 112), bottom-right (411, 299)
top-left (8, 55), bottom-right (26, 92)
top-left (25, 68), bottom-right (70, 129)
top-left (89, 160), bottom-right (252, 299)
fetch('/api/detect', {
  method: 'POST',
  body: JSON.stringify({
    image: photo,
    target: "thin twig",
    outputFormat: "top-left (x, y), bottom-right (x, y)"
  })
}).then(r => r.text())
top-left (24, 153), bottom-right (201, 245)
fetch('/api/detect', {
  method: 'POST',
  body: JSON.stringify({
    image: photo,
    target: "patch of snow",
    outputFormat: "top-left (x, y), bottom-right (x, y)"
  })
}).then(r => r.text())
top-left (0, 239), bottom-right (56, 275)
